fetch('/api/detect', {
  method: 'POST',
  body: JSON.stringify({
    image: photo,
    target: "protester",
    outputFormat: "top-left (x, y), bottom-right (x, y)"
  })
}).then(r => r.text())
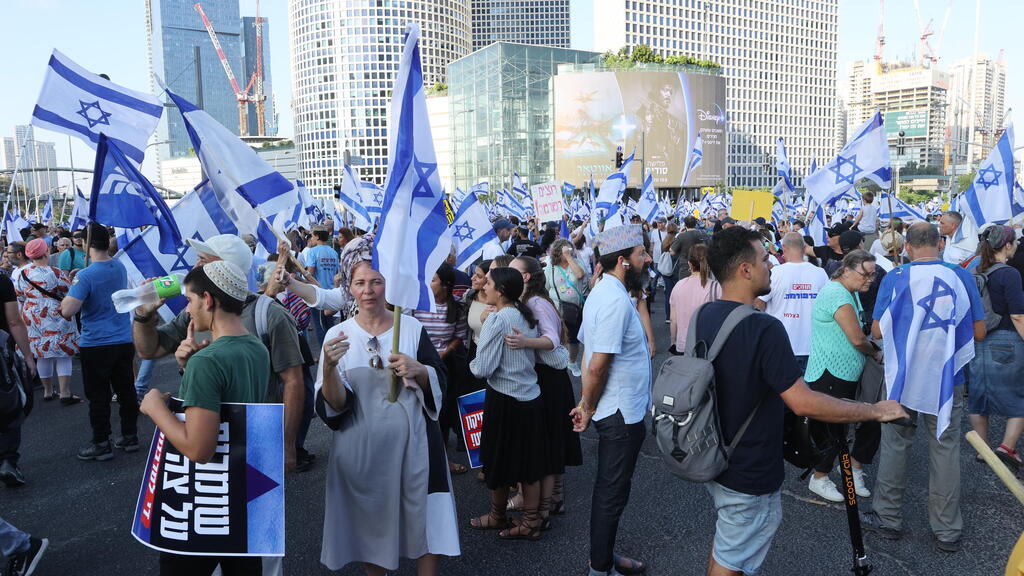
top-left (938, 211), bottom-right (974, 265)
top-left (0, 269), bottom-right (36, 487)
top-left (863, 222), bottom-right (986, 553)
top-left (967, 224), bottom-right (1024, 472)
top-left (469, 266), bottom-right (567, 540)
top-left (13, 238), bottom-right (79, 405)
top-left (852, 191), bottom-right (880, 247)
top-left (669, 217), bottom-right (703, 295)
top-left (488, 218), bottom-right (515, 256)
top-left (694, 226), bottom-right (906, 576)
top-left (510, 256), bottom-right (582, 522)
top-left (571, 224), bottom-right (652, 576)
top-left (1, 516), bottom-right (47, 576)
top-left (755, 232), bottom-right (828, 372)
top-left (803, 250), bottom-right (880, 501)
top-left (60, 224), bottom-right (137, 461)
top-left (507, 225), bottom-right (543, 258)
top-left (132, 235), bottom-right (305, 471)
top-left (669, 243), bottom-right (718, 353)
top-left (304, 229), bottom-right (339, 347)
top-left (49, 237), bottom-right (69, 268)
top-left (544, 238), bottom-right (587, 376)
top-left (658, 221), bottom-right (680, 322)
top-left (58, 231), bottom-right (86, 274)
top-left (7, 243), bottom-right (27, 279)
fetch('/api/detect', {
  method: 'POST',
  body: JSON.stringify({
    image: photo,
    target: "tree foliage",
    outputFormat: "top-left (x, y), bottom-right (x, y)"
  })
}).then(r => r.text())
top-left (601, 45), bottom-right (721, 70)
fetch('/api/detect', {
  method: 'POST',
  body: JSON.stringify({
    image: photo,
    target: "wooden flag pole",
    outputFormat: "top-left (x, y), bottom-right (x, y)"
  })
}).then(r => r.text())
top-left (389, 305), bottom-right (402, 402)
top-left (886, 185), bottom-right (899, 264)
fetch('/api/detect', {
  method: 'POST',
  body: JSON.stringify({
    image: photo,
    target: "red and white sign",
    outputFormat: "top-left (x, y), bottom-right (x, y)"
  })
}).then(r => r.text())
top-left (531, 181), bottom-right (564, 224)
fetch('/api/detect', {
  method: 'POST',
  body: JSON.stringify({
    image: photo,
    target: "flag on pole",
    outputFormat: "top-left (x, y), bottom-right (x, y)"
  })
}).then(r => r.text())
top-left (776, 137), bottom-right (794, 195)
top-left (806, 202), bottom-right (829, 247)
top-left (450, 193), bottom-right (500, 269)
top-left (31, 50), bottom-right (162, 164)
top-left (880, 193), bottom-right (927, 222)
top-left (371, 24), bottom-right (452, 312)
top-left (636, 171), bottom-right (660, 222)
top-left (166, 90), bottom-right (295, 217)
top-left (339, 164), bottom-right (375, 232)
top-left (805, 111), bottom-right (891, 207)
top-left (512, 173), bottom-right (534, 217)
top-left (562, 181), bottom-right (575, 198)
top-left (40, 195), bottom-right (53, 223)
top-left (361, 181), bottom-right (385, 222)
top-left (3, 210), bottom-right (30, 245)
top-left (89, 134), bottom-right (181, 254)
top-left (70, 187), bottom-right (88, 231)
top-left (878, 264), bottom-right (977, 438)
top-left (959, 123), bottom-right (1016, 229)
top-left (596, 150), bottom-right (635, 219)
top-left (683, 133), bottom-right (703, 184)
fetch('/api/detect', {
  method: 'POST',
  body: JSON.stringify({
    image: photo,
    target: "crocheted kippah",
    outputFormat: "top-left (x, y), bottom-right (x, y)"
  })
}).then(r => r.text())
top-left (203, 260), bottom-right (249, 303)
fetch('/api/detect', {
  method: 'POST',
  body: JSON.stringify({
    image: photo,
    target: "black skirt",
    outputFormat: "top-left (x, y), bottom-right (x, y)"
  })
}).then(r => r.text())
top-left (536, 363), bottom-right (583, 473)
top-left (479, 387), bottom-right (548, 490)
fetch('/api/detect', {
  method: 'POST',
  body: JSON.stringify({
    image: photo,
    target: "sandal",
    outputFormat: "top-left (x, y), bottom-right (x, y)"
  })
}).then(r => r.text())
top-left (614, 554), bottom-right (647, 575)
top-left (499, 509), bottom-right (541, 541)
top-left (43, 392), bottom-right (58, 401)
top-left (996, 445), bottom-right (1022, 472)
top-left (448, 461), bottom-right (468, 475)
top-left (469, 512), bottom-right (509, 530)
top-left (60, 394), bottom-right (83, 406)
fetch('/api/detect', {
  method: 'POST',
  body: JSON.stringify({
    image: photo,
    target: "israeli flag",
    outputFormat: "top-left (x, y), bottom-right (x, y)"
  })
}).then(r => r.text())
top-left (512, 173), bottom-right (534, 217)
top-left (806, 202), bottom-right (829, 247)
top-left (40, 195), bottom-right (53, 224)
top-left (451, 193), bottom-right (499, 269)
top-left (70, 187), bottom-right (88, 231)
top-left (497, 188), bottom-right (529, 220)
top-left (89, 134), bottom-right (181, 254)
top-left (339, 164), bottom-right (374, 232)
top-left (698, 192), bottom-right (730, 216)
top-left (805, 111), bottom-right (891, 207)
top-left (450, 187), bottom-right (469, 212)
top-left (776, 137), bottom-right (794, 195)
top-left (562, 181), bottom-right (575, 198)
top-left (31, 50), bottom-right (161, 165)
top-left (3, 210), bottom-right (29, 245)
top-left (360, 181), bottom-right (385, 222)
top-left (960, 124), bottom-right (1016, 229)
top-left (683, 133), bottom-right (703, 185)
top-left (596, 149), bottom-right (634, 220)
top-left (636, 172), bottom-right (660, 223)
top-left (167, 90), bottom-right (295, 217)
top-left (880, 193), bottom-right (926, 222)
top-left (879, 264), bottom-right (976, 438)
top-left (371, 24), bottom-right (452, 312)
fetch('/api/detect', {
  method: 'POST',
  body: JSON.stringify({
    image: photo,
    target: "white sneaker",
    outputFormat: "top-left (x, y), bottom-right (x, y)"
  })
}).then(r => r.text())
top-left (568, 362), bottom-right (581, 378)
top-left (808, 474), bottom-right (844, 502)
top-left (838, 465), bottom-right (872, 498)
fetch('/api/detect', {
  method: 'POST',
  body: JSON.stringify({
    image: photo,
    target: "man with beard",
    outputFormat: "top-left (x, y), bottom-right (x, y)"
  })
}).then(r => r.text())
top-left (571, 224), bottom-right (652, 576)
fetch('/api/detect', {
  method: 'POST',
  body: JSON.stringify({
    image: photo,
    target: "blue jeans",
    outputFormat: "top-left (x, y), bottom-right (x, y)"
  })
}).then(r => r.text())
top-left (296, 364), bottom-right (315, 454)
top-left (312, 310), bottom-right (334, 350)
top-left (0, 515), bottom-right (30, 558)
top-left (589, 411), bottom-right (646, 573)
top-left (662, 275), bottom-right (677, 320)
top-left (134, 358), bottom-right (155, 399)
top-left (706, 482), bottom-right (782, 575)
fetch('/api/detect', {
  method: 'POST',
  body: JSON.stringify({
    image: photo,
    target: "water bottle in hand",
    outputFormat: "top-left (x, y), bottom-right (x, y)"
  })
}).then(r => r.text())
top-left (111, 273), bottom-right (185, 313)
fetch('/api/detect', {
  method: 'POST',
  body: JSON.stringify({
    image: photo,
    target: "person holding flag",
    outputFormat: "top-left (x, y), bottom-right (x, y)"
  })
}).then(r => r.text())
top-left (862, 222), bottom-right (987, 553)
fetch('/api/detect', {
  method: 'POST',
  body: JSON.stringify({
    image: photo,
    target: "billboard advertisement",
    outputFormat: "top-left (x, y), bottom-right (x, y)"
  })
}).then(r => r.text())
top-left (553, 70), bottom-right (726, 188)
top-left (884, 109), bottom-right (929, 138)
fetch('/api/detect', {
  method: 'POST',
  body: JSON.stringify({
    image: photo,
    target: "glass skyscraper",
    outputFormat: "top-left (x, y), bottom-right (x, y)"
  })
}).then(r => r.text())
top-left (471, 0), bottom-right (571, 52)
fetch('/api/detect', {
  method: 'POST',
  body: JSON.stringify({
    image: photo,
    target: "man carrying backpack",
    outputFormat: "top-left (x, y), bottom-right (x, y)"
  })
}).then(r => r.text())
top-left (694, 227), bottom-right (906, 576)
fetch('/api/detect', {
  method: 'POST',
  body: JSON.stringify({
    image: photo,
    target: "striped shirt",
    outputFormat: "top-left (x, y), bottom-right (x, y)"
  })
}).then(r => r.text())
top-left (277, 291), bottom-right (311, 331)
top-left (470, 306), bottom-right (568, 401)
top-left (412, 302), bottom-right (468, 356)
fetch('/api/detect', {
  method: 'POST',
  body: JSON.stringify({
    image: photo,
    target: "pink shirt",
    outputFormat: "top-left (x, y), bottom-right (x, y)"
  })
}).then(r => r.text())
top-left (670, 275), bottom-right (714, 351)
top-left (526, 296), bottom-right (562, 348)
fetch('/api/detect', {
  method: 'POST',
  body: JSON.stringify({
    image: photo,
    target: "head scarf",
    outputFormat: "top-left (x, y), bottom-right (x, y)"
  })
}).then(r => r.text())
top-left (982, 224), bottom-right (1017, 251)
top-left (25, 238), bottom-right (48, 260)
top-left (337, 233), bottom-right (375, 315)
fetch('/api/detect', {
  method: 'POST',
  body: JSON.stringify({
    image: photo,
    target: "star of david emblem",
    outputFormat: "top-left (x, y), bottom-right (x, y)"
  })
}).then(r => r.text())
top-left (830, 155), bottom-right (862, 186)
top-left (452, 221), bottom-right (475, 242)
top-left (169, 232), bottom-right (202, 272)
top-left (645, 190), bottom-right (656, 203)
top-left (976, 164), bottom-right (1002, 190)
top-left (916, 277), bottom-right (956, 332)
top-left (77, 100), bottom-right (112, 129)
top-left (372, 191), bottom-right (384, 205)
top-left (411, 158), bottom-right (436, 202)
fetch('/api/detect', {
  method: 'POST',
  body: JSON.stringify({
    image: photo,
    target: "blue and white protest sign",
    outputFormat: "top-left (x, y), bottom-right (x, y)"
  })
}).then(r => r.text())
top-left (457, 390), bottom-right (486, 469)
top-left (132, 401), bottom-right (284, 556)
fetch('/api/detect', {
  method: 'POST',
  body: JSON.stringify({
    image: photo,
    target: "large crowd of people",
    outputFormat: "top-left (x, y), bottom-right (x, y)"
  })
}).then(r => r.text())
top-left (1, 192), bottom-right (1022, 575)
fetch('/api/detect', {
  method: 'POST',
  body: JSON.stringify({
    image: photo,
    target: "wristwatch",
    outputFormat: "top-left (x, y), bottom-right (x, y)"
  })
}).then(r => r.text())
top-left (133, 312), bottom-right (153, 323)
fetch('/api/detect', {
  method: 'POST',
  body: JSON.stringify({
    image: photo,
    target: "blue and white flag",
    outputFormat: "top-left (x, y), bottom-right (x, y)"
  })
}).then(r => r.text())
top-left (371, 24), bottom-right (452, 312)
top-left (450, 193), bottom-right (500, 269)
top-left (360, 181), bottom-right (385, 222)
top-left (89, 134), bottom-right (181, 254)
top-left (3, 210), bottom-right (29, 245)
top-left (70, 187), bottom-right (89, 232)
top-left (879, 263), bottom-right (976, 438)
top-left (805, 111), bottom-right (891, 207)
top-left (596, 150), bottom-right (635, 220)
top-left (960, 124), bottom-right (1016, 229)
top-left (31, 50), bottom-right (161, 165)
top-left (880, 193), bottom-right (926, 222)
top-left (450, 187), bottom-right (469, 212)
top-left (40, 195), bottom-right (53, 224)
top-left (339, 164), bottom-right (374, 232)
top-left (167, 90), bottom-right (295, 217)
top-left (636, 172), bottom-right (660, 223)
top-left (497, 188), bottom-right (529, 220)
top-left (806, 201), bottom-right (829, 247)
top-left (562, 181), bottom-right (575, 198)
top-left (683, 133), bottom-right (703, 185)
top-left (698, 192), bottom-right (730, 216)
top-left (511, 173), bottom-right (534, 217)
top-left (776, 137), bottom-right (794, 195)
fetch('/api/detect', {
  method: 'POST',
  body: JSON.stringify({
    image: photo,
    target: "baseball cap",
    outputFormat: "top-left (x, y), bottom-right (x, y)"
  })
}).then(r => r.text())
top-left (186, 234), bottom-right (253, 272)
top-left (492, 218), bottom-right (514, 231)
top-left (827, 222), bottom-right (852, 238)
top-left (839, 229), bottom-right (864, 252)
top-left (753, 217), bottom-right (767, 226)
top-left (720, 217), bottom-right (737, 225)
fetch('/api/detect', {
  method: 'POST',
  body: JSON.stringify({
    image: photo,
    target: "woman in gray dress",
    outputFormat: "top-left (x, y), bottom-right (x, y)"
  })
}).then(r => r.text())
top-left (315, 236), bottom-right (459, 575)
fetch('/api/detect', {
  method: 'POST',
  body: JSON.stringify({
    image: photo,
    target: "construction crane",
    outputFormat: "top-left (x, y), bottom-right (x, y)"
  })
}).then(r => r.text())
top-left (193, 2), bottom-right (266, 136)
top-left (913, 0), bottom-right (953, 68)
top-left (873, 0), bottom-right (885, 73)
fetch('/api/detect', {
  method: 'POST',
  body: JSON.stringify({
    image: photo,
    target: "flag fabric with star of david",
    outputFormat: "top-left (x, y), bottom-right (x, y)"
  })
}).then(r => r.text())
top-left (876, 262), bottom-right (982, 438)
top-left (372, 24), bottom-right (452, 313)
top-left (31, 50), bottom-right (162, 165)
top-left (339, 164), bottom-right (374, 232)
top-left (595, 150), bottom-right (635, 222)
top-left (636, 171), bottom-right (660, 223)
top-left (90, 134), bottom-right (182, 254)
top-left (775, 137), bottom-right (794, 195)
top-left (805, 110), bottom-right (891, 207)
top-left (450, 193), bottom-right (500, 269)
top-left (960, 123), bottom-right (1016, 230)
top-left (70, 187), bottom-right (89, 232)
top-left (683, 133), bottom-right (703, 186)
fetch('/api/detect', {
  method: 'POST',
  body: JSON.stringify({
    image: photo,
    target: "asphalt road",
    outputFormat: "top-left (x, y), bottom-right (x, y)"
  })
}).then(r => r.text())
top-left (1, 296), bottom-right (1021, 575)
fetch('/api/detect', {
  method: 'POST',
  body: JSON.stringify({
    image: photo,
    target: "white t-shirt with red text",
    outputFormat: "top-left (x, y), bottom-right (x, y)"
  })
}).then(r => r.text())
top-left (759, 261), bottom-right (829, 356)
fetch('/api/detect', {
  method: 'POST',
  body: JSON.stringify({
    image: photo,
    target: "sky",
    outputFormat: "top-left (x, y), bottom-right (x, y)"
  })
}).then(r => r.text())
top-left (0, 0), bottom-right (1019, 188)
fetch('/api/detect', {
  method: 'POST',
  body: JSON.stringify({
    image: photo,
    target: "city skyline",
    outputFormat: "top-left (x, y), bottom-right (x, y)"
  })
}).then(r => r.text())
top-left (0, 0), bottom-right (1020, 189)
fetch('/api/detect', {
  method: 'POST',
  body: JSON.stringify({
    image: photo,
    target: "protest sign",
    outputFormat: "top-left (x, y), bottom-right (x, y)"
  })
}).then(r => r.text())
top-left (131, 401), bottom-right (285, 556)
top-left (730, 189), bottom-right (775, 222)
top-left (531, 181), bottom-right (564, 224)
top-left (457, 390), bottom-right (486, 469)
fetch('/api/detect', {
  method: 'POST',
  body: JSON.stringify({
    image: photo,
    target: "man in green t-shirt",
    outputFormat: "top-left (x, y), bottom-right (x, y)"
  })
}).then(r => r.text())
top-left (140, 260), bottom-right (269, 574)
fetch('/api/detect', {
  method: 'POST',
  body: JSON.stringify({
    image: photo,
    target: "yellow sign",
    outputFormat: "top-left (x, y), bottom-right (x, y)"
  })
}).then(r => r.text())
top-left (729, 189), bottom-right (775, 222)
top-left (444, 198), bottom-right (455, 225)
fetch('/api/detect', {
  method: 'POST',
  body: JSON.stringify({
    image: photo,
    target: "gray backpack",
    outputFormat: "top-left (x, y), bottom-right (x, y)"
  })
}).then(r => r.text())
top-left (972, 262), bottom-right (1008, 333)
top-left (651, 304), bottom-right (760, 482)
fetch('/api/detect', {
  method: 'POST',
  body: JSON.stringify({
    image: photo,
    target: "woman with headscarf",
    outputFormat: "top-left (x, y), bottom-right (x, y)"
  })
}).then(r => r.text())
top-left (13, 238), bottom-right (79, 404)
top-left (968, 224), bottom-right (1024, 472)
top-left (468, 266), bottom-right (568, 541)
top-left (313, 235), bottom-right (460, 575)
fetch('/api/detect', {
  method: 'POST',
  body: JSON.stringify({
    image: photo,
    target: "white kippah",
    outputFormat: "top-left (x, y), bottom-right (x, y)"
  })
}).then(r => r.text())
top-left (203, 260), bottom-right (249, 303)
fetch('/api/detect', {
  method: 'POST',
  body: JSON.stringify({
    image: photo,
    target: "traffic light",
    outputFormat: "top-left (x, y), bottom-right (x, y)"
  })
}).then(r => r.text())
top-left (615, 150), bottom-right (624, 168)
top-left (333, 184), bottom-right (341, 199)
top-left (897, 130), bottom-right (906, 156)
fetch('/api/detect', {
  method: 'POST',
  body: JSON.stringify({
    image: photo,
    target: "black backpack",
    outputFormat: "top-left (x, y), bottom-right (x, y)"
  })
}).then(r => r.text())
top-left (0, 329), bottom-right (33, 430)
top-left (972, 263), bottom-right (1009, 333)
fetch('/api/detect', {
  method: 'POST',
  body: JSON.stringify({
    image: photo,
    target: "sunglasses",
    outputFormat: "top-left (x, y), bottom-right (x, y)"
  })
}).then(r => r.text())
top-left (367, 336), bottom-right (383, 370)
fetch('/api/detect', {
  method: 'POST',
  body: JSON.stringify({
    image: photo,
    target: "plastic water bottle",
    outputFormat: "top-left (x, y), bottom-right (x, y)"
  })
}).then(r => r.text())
top-left (111, 273), bottom-right (186, 313)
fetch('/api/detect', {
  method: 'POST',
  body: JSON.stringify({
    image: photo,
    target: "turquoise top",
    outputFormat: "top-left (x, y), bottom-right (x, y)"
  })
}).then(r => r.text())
top-left (805, 280), bottom-right (865, 383)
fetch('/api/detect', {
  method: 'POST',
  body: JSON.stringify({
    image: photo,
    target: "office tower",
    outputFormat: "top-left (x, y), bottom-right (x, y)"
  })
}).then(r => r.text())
top-left (471, 0), bottom-right (571, 51)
